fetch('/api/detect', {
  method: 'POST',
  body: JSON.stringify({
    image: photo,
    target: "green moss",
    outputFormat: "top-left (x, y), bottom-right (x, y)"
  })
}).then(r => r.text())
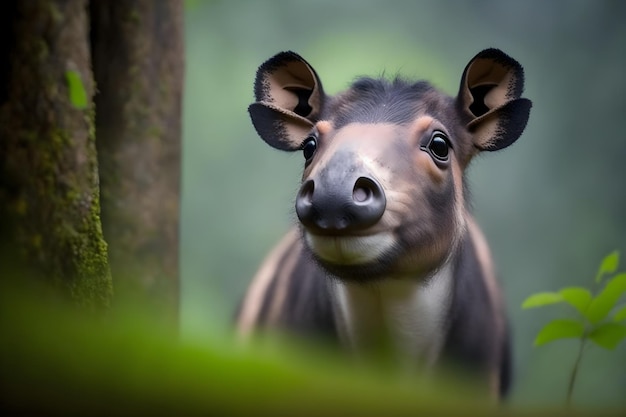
top-left (35, 39), bottom-right (49, 63)
top-left (69, 189), bottom-right (113, 310)
top-left (48, 1), bottom-right (63, 25)
top-left (51, 128), bottom-right (70, 148)
top-left (128, 8), bottom-right (141, 24)
top-left (20, 130), bottom-right (38, 144)
top-left (67, 107), bottom-right (113, 310)
top-left (13, 198), bottom-right (27, 216)
top-left (65, 189), bottom-right (80, 203)
top-left (147, 125), bottom-right (163, 140)
top-left (32, 234), bottom-right (42, 249)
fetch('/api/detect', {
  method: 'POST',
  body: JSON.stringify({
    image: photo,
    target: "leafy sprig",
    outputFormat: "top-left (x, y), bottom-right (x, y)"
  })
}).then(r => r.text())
top-left (522, 250), bottom-right (626, 405)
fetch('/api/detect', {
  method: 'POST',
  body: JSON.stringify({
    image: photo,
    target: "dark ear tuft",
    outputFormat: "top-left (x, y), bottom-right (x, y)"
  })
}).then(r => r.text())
top-left (473, 98), bottom-right (532, 151)
top-left (249, 51), bottom-right (325, 151)
top-left (457, 48), bottom-right (531, 152)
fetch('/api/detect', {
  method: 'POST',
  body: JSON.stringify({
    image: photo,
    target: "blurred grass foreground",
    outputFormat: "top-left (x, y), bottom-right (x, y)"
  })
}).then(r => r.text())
top-left (0, 284), bottom-right (622, 416)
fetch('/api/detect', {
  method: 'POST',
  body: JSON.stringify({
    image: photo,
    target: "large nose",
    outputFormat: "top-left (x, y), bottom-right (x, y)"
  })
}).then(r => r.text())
top-left (295, 168), bottom-right (386, 234)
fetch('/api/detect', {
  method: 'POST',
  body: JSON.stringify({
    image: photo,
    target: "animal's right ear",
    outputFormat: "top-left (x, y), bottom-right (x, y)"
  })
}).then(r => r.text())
top-left (248, 51), bottom-right (325, 151)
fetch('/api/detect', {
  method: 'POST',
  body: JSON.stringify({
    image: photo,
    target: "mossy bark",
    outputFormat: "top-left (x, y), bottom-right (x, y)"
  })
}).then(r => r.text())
top-left (91, 0), bottom-right (183, 326)
top-left (0, 0), bottom-right (112, 309)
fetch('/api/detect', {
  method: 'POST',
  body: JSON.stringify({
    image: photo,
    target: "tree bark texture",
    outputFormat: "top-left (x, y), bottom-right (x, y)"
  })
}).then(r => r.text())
top-left (0, 0), bottom-right (112, 309)
top-left (91, 0), bottom-right (183, 325)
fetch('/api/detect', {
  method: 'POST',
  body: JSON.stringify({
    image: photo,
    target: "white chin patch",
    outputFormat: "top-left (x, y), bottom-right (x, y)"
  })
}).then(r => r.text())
top-left (305, 232), bottom-right (395, 265)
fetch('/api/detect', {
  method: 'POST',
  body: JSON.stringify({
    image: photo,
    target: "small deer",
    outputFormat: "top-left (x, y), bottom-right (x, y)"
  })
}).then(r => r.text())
top-left (236, 49), bottom-right (531, 398)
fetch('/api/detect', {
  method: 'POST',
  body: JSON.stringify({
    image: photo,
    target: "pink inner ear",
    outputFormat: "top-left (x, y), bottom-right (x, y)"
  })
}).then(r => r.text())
top-left (465, 58), bottom-right (516, 116)
top-left (284, 86), bottom-right (313, 117)
top-left (266, 60), bottom-right (320, 116)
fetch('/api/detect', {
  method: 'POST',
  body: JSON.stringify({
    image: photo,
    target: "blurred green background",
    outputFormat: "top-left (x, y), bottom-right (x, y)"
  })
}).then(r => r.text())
top-left (180, 0), bottom-right (626, 408)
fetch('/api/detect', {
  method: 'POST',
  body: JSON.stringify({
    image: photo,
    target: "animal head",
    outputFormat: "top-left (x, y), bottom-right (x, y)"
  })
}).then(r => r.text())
top-left (248, 49), bottom-right (531, 281)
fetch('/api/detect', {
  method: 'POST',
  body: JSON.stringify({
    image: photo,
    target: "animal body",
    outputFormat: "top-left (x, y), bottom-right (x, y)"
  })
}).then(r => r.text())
top-left (236, 49), bottom-right (531, 398)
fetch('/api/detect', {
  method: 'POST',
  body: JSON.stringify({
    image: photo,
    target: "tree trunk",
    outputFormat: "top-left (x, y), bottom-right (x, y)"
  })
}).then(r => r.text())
top-left (0, 0), bottom-right (112, 309)
top-left (90, 0), bottom-right (183, 326)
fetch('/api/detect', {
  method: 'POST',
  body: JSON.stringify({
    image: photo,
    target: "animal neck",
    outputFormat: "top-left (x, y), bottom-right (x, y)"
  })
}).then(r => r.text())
top-left (329, 259), bottom-right (455, 371)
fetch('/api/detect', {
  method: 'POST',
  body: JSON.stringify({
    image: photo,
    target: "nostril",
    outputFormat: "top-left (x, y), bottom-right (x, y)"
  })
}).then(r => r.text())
top-left (296, 180), bottom-right (316, 227)
top-left (352, 177), bottom-right (377, 205)
top-left (299, 180), bottom-right (314, 204)
top-left (353, 186), bottom-right (370, 203)
top-left (348, 176), bottom-right (386, 229)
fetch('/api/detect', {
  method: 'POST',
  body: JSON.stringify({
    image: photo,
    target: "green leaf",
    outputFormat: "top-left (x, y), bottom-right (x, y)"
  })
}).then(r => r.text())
top-left (65, 70), bottom-right (87, 109)
top-left (587, 273), bottom-right (626, 323)
top-left (613, 305), bottom-right (626, 322)
top-left (534, 319), bottom-right (585, 346)
top-left (521, 292), bottom-right (564, 309)
top-left (588, 322), bottom-right (626, 349)
top-left (559, 287), bottom-right (592, 316)
top-left (595, 250), bottom-right (619, 283)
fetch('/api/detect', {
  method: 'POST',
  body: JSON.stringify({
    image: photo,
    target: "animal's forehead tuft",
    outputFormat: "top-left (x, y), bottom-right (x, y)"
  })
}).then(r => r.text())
top-left (323, 77), bottom-right (451, 128)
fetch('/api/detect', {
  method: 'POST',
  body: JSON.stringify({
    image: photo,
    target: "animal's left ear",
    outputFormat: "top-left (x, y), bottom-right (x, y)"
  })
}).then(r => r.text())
top-left (457, 48), bottom-right (532, 152)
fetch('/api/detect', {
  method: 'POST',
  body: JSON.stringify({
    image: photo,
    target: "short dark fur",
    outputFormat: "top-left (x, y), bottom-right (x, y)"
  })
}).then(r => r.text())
top-left (325, 78), bottom-right (433, 128)
top-left (259, 240), bottom-right (338, 341)
top-left (444, 234), bottom-right (510, 397)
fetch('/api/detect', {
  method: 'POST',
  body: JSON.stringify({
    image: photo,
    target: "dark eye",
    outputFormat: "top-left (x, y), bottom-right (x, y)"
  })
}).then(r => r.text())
top-left (427, 132), bottom-right (450, 161)
top-left (302, 136), bottom-right (317, 161)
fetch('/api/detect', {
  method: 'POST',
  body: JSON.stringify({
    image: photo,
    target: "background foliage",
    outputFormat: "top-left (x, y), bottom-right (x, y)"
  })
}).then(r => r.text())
top-left (180, 0), bottom-right (626, 407)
